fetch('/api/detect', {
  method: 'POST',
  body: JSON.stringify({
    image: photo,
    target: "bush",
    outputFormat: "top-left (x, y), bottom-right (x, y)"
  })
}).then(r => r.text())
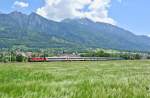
top-left (134, 54), bottom-right (141, 59)
top-left (16, 55), bottom-right (24, 62)
top-left (147, 56), bottom-right (150, 59)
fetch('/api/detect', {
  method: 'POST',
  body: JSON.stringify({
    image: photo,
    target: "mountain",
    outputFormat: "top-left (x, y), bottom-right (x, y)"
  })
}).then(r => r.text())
top-left (0, 11), bottom-right (150, 51)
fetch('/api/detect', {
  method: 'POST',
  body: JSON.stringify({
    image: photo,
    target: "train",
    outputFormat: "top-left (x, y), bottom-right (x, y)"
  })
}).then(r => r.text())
top-left (29, 57), bottom-right (124, 62)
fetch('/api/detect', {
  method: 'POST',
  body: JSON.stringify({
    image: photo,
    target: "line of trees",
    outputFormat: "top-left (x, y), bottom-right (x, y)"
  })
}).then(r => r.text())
top-left (80, 50), bottom-right (143, 60)
top-left (80, 50), bottom-right (110, 57)
top-left (119, 53), bottom-right (141, 60)
top-left (0, 52), bottom-right (27, 62)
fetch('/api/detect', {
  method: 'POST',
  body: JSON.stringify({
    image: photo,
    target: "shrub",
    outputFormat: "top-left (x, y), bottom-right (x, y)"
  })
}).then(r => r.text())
top-left (16, 55), bottom-right (25, 62)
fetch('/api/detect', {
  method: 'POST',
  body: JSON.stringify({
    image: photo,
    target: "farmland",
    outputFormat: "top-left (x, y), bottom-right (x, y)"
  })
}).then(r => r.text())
top-left (0, 60), bottom-right (150, 98)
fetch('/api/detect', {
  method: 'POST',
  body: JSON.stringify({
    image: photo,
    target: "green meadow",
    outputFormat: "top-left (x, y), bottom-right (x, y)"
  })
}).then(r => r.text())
top-left (0, 60), bottom-right (150, 98)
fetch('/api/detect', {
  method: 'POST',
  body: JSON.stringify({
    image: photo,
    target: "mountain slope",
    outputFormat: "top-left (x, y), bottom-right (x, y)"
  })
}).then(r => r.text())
top-left (0, 11), bottom-right (150, 51)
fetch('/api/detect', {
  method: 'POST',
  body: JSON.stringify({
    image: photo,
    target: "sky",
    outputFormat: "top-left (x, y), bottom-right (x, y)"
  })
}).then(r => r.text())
top-left (0, 0), bottom-right (150, 36)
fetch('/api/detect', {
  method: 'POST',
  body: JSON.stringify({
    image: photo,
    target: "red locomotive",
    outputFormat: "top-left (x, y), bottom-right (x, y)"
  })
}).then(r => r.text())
top-left (29, 57), bottom-right (47, 62)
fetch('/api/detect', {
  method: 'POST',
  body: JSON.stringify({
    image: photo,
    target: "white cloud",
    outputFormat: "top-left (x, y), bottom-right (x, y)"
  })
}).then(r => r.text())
top-left (36, 0), bottom-right (116, 24)
top-left (14, 1), bottom-right (29, 8)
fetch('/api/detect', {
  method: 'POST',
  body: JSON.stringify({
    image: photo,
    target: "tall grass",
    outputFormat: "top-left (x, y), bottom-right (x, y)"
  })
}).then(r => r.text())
top-left (0, 61), bottom-right (150, 98)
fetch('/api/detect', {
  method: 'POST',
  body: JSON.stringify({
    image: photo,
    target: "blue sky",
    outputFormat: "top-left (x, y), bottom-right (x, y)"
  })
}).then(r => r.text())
top-left (109, 0), bottom-right (150, 36)
top-left (0, 0), bottom-right (44, 14)
top-left (0, 0), bottom-right (149, 36)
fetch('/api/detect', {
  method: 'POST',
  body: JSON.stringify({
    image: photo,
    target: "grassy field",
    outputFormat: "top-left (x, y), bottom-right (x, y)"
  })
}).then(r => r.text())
top-left (0, 60), bottom-right (150, 98)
